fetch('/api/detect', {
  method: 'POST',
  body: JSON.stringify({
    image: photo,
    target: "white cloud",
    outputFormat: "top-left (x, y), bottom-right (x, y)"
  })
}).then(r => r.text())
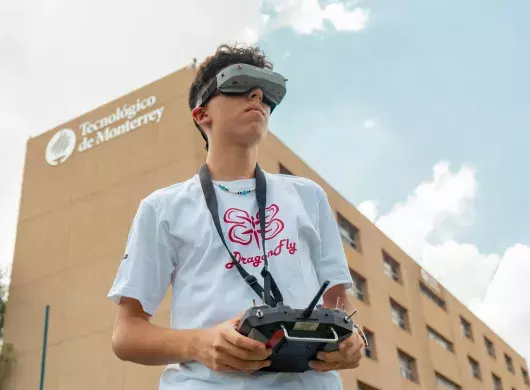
top-left (263, 0), bottom-right (370, 34)
top-left (358, 200), bottom-right (378, 223)
top-left (323, 3), bottom-right (370, 32)
top-left (358, 161), bottom-right (530, 362)
top-left (363, 119), bottom-right (377, 129)
top-left (474, 244), bottom-right (530, 363)
top-left (374, 161), bottom-right (478, 260)
top-left (420, 241), bottom-right (501, 309)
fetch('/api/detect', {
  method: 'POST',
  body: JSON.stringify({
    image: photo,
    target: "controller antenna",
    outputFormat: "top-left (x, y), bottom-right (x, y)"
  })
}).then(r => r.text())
top-left (302, 280), bottom-right (330, 319)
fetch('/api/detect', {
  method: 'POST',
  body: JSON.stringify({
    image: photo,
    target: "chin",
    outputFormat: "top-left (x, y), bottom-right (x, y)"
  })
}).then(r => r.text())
top-left (235, 126), bottom-right (268, 147)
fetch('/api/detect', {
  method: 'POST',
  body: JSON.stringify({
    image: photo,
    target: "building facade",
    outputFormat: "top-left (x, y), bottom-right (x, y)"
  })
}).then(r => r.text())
top-left (3, 66), bottom-right (529, 390)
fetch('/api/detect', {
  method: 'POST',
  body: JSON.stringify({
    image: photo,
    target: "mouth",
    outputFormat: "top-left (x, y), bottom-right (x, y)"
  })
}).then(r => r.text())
top-left (245, 106), bottom-right (266, 116)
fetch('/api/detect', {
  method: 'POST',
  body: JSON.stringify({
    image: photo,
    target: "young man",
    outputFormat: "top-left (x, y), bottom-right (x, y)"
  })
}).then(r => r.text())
top-left (107, 44), bottom-right (365, 390)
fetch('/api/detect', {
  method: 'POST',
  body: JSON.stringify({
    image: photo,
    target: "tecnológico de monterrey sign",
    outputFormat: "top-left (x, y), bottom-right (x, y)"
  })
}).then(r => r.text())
top-left (45, 95), bottom-right (164, 166)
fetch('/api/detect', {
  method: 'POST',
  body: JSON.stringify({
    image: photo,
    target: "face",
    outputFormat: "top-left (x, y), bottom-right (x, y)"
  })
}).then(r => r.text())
top-left (192, 87), bottom-right (271, 149)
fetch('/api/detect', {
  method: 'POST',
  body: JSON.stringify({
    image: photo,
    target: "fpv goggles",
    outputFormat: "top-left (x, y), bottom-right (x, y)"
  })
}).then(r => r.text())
top-left (195, 63), bottom-right (287, 112)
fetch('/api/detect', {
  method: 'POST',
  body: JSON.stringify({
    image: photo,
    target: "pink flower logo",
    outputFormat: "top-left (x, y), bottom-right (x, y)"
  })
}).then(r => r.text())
top-left (223, 204), bottom-right (284, 248)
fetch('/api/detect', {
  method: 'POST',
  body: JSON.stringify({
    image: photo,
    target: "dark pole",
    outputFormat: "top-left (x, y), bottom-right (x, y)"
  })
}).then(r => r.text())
top-left (39, 305), bottom-right (50, 390)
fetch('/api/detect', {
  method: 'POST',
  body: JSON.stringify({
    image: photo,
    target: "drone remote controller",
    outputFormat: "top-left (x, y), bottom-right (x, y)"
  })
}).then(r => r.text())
top-left (237, 281), bottom-right (361, 373)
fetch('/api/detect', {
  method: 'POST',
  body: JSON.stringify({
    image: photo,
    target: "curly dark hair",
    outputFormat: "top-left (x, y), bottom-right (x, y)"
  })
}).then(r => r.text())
top-left (188, 43), bottom-right (274, 150)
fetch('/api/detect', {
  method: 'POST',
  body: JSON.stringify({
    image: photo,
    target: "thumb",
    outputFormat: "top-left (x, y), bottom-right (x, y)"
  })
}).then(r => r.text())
top-left (228, 311), bottom-right (246, 327)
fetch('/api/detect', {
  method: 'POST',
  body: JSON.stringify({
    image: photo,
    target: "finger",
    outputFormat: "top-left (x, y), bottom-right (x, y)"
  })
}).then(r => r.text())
top-left (310, 357), bottom-right (360, 372)
top-left (228, 312), bottom-right (246, 325)
top-left (340, 343), bottom-right (363, 365)
top-left (309, 360), bottom-right (342, 372)
top-left (224, 327), bottom-right (268, 352)
top-left (336, 360), bottom-right (360, 370)
top-left (341, 350), bottom-right (363, 370)
top-left (345, 353), bottom-right (363, 369)
top-left (353, 348), bottom-right (363, 362)
top-left (316, 344), bottom-right (357, 365)
top-left (339, 333), bottom-right (363, 356)
top-left (312, 345), bottom-right (364, 371)
top-left (338, 334), bottom-right (358, 351)
top-left (342, 341), bottom-right (363, 361)
top-left (352, 330), bottom-right (368, 355)
top-left (219, 339), bottom-right (272, 361)
top-left (316, 350), bottom-right (344, 363)
top-left (212, 362), bottom-right (240, 373)
top-left (318, 338), bottom-right (355, 363)
top-left (356, 326), bottom-right (369, 347)
top-left (222, 353), bottom-right (271, 372)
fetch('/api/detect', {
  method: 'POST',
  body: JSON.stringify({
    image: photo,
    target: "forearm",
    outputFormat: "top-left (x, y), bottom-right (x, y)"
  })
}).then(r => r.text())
top-left (112, 317), bottom-right (202, 366)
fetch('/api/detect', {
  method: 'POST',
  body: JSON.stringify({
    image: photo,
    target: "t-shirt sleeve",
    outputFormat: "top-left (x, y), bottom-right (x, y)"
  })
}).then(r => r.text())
top-left (314, 186), bottom-right (353, 291)
top-left (107, 199), bottom-right (176, 316)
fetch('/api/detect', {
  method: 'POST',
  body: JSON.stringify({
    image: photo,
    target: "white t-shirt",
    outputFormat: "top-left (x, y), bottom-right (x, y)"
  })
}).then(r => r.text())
top-left (107, 170), bottom-right (354, 390)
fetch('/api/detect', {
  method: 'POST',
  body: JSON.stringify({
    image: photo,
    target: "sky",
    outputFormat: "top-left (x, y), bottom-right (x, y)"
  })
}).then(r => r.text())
top-left (1, 0), bottom-right (529, 369)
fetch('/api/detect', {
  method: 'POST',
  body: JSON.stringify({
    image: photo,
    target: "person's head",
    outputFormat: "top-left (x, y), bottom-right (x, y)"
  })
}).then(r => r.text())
top-left (188, 43), bottom-right (275, 152)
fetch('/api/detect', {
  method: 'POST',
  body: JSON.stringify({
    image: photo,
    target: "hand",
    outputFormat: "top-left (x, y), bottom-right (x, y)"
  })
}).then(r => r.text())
top-left (194, 313), bottom-right (272, 373)
top-left (309, 329), bottom-right (365, 372)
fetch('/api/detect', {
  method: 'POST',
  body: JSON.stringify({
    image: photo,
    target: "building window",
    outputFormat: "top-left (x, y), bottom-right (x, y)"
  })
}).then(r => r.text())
top-left (522, 368), bottom-right (529, 386)
top-left (357, 381), bottom-right (379, 390)
top-left (460, 316), bottom-right (473, 340)
top-left (505, 353), bottom-right (514, 373)
top-left (390, 299), bottom-right (409, 331)
top-left (419, 282), bottom-right (446, 310)
top-left (337, 213), bottom-right (360, 250)
top-left (485, 336), bottom-right (496, 358)
top-left (347, 268), bottom-right (368, 302)
top-left (427, 326), bottom-right (454, 352)
top-left (363, 328), bottom-right (376, 360)
top-left (383, 251), bottom-right (401, 283)
top-left (398, 349), bottom-right (418, 383)
top-left (278, 163), bottom-right (293, 175)
top-left (492, 373), bottom-right (503, 390)
top-left (436, 373), bottom-right (461, 390)
top-left (468, 356), bottom-right (481, 380)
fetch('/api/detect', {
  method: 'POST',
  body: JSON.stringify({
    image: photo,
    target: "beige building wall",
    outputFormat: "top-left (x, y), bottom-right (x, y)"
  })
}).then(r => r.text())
top-left (3, 66), bottom-right (529, 390)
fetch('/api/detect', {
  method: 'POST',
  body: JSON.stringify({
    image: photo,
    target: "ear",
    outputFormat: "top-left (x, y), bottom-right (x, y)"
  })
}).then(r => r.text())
top-left (192, 106), bottom-right (211, 128)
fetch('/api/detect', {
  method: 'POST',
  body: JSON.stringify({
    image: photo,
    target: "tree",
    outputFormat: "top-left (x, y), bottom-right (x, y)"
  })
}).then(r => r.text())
top-left (0, 269), bottom-right (15, 386)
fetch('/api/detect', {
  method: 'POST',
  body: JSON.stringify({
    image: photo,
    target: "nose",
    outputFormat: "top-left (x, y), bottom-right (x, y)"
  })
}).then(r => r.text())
top-left (248, 87), bottom-right (263, 102)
